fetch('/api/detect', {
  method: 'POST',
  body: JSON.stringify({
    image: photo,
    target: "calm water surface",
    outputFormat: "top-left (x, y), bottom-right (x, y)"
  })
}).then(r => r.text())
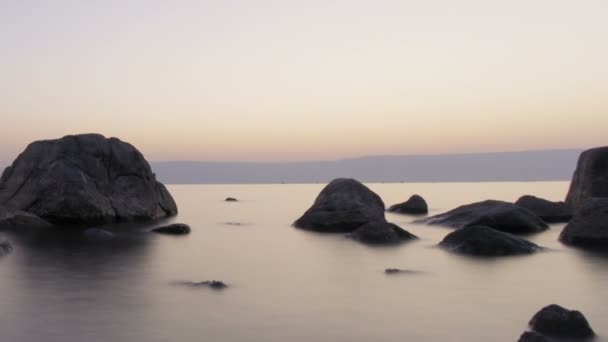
top-left (1, 182), bottom-right (607, 342)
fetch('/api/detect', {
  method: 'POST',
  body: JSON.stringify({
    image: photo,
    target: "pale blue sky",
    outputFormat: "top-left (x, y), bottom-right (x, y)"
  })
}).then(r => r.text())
top-left (1, 0), bottom-right (606, 163)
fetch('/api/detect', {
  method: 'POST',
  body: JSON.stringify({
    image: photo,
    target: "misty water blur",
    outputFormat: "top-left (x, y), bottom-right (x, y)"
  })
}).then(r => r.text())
top-left (1, 182), bottom-right (607, 342)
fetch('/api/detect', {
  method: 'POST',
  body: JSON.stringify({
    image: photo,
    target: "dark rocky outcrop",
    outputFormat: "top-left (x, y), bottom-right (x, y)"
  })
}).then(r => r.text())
top-left (518, 331), bottom-right (551, 342)
top-left (528, 304), bottom-right (595, 339)
top-left (346, 221), bottom-right (418, 245)
top-left (294, 178), bottom-right (386, 232)
top-left (566, 146), bottom-right (608, 209)
top-left (0, 134), bottom-right (177, 224)
top-left (438, 225), bottom-right (541, 256)
top-left (515, 195), bottom-right (572, 223)
top-left (152, 223), bottom-right (191, 235)
top-left (0, 239), bottom-right (13, 257)
top-left (418, 200), bottom-right (548, 234)
top-left (0, 205), bottom-right (52, 230)
top-left (559, 197), bottom-right (608, 247)
top-left (225, 198), bottom-right (238, 202)
top-left (388, 194), bottom-right (428, 215)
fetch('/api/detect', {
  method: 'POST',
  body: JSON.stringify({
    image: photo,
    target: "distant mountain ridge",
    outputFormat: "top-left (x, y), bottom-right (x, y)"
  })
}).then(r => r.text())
top-left (148, 149), bottom-right (582, 184)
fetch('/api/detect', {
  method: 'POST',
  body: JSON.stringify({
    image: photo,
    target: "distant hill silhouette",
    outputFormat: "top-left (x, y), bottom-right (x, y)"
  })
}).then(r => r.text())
top-left (148, 149), bottom-right (581, 184)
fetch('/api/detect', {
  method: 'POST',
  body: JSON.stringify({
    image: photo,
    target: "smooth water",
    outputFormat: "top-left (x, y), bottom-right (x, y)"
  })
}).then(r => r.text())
top-left (1, 182), bottom-right (607, 342)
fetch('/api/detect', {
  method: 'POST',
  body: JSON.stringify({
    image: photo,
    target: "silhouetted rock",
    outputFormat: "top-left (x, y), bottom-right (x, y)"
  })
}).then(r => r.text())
top-left (0, 205), bottom-right (52, 230)
top-left (559, 197), bottom-right (608, 247)
top-left (418, 200), bottom-right (548, 234)
top-left (152, 223), bottom-right (191, 235)
top-left (347, 221), bottom-right (418, 245)
top-left (515, 195), bottom-right (572, 223)
top-left (174, 280), bottom-right (228, 290)
top-left (83, 228), bottom-right (115, 240)
top-left (388, 194), bottom-right (428, 215)
top-left (518, 331), bottom-right (551, 342)
top-left (293, 178), bottom-right (385, 232)
top-left (385, 268), bottom-right (417, 275)
top-left (225, 197), bottom-right (238, 202)
top-left (566, 146), bottom-right (608, 209)
top-left (0, 134), bottom-right (177, 224)
top-left (0, 239), bottom-right (13, 256)
top-left (528, 304), bottom-right (594, 339)
top-left (438, 225), bottom-right (541, 256)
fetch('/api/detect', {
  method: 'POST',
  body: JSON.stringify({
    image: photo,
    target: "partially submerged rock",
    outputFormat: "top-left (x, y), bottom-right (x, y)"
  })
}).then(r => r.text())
top-left (388, 194), bottom-right (428, 215)
top-left (225, 197), bottom-right (238, 202)
top-left (174, 280), bottom-right (228, 290)
top-left (418, 200), bottom-right (548, 234)
top-left (518, 331), bottom-right (550, 342)
top-left (0, 205), bottom-right (52, 230)
top-left (294, 178), bottom-right (385, 232)
top-left (528, 304), bottom-right (595, 339)
top-left (152, 223), bottom-right (191, 235)
top-left (566, 146), bottom-right (608, 209)
top-left (0, 134), bottom-right (177, 225)
top-left (346, 221), bottom-right (418, 245)
top-left (559, 197), bottom-right (608, 247)
top-left (384, 268), bottom-right (418, 275)
top-left (0, 239), bottom-right (13, 257)
top-left (515, 195), bottom-right (572, 223)
top-left (438, 225), bottom-right (541, 256)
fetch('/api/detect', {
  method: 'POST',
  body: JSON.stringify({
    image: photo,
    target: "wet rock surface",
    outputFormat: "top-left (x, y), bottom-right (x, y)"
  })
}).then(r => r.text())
top-left (528, 304), bottom-right (595, 339)
top-left (152, 223), bottom-right (191, 235)
top-left (387, 194), bottom-right (428, 215)
top-left (566, 146), bottom-right (608, 209)
top-left (438, 225), bottom-right (541, 256)
top-left (559, 197), bottom-right (608, 247)
top-left (515, 195), bottom-right (572, 223)
top-left (346, 221), bottom-right (418, 245)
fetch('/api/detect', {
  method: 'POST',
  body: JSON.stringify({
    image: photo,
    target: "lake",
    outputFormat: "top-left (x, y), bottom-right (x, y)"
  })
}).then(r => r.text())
top-left (1, 182), bottom-right (606, 341)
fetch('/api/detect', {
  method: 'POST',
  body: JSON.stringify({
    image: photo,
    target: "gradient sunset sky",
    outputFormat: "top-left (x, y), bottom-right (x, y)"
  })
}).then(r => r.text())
top-left (0, 0), bottom-right (606, 163)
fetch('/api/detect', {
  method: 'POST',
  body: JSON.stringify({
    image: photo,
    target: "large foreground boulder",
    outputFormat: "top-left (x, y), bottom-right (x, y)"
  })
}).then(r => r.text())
top-left (515, 195), bottom-right (572, 223)
top-left (387, 194), bottom-right (428, 215)
top-left (566, 146), bottom-right (608, 209)
top-left (0, 205), bottom-right (52, 230)
top-left (418, 200), bottom-right (548, 234)
top-left (559, 197), bottom-right (608, 247)
top-left (293, 178), bottom-right (385, 232)
top-left (0, 134), bottom-right (177, 224)
top-left (438, 225), bottom-right (541, 256)
top-left (346, 221), bottom-right (418, 245)
top-left (528, 304), bottom-right (595, 339)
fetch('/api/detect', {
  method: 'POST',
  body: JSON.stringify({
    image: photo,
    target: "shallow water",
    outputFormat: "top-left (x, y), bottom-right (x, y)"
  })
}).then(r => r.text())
top-left (1, 182), bottom-right (607, 342)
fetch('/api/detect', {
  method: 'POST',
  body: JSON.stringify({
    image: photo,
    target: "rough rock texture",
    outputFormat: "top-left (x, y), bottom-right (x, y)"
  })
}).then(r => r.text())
top-left (346, 221), bottom-right (418, 245)
top-left (438, 225), bottom-right (541, 256)
top-left (0, 205), bottom-right (52, 230)
top-left (566, 146), bottom-right (608, 209)
top-left (152, 223), bottom-right (191, 235)
top-left (515, 195), bottom-right (572, 223)
top-left (528, 304), bottom-right (595, 339)
top-left (518, 331), bottom-right (551, 342)
top-left (559, 197), bottom-right (608, 247)
top-left (293, 178), bottom-right (386, 232)
top-left (0, 134), bottom-right (177, 224)
top-left (388, 194), bottom-right (428, 215)
top-left (418, 200), bottom-right (548, 234)
top-left (0, 239), bottom-right (12, 257)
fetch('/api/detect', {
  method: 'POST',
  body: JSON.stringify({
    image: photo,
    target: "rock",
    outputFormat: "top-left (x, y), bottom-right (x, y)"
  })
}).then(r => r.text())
top-left (559, 197), bottom-right (608, 247)
top-left (225, 197), bottom-right (238, 202)
top-left (0, 134), bottom-right (177, 224)
top-left (293, 178), bottom-right (386, 232)
top-left (528, 304), bottom-right (595, 339)
top-left (0, 239), bottom-right (13, 257)
top-left (346, 221), bottom-right (418, 245)
top-left (385, 268), bottom-right (417, 275)
top-left (518, 331), bottom-right (551, 342)
top-left (388, 194), bottom-right (428, 215)
top-left (83, 228), bottom-right (115, 240)
top-left (418, 200), bottom-right (548, 234)
top-left (152, 223), bottom-right (191, 235)
top-left (174, 280), bottom-right (228, 290)
top-left (566, 146), bottom-right (608, 209)
top-left (515, 195), bottom-right (572, 223)
top-left (0, 205), bottom-right (52, 230)
top-left (438, 225), bottom-right (541, 256)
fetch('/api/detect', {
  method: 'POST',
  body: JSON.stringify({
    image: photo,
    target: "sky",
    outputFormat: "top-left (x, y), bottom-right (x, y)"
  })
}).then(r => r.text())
top-left (0, 0), bottom-right (606, 163)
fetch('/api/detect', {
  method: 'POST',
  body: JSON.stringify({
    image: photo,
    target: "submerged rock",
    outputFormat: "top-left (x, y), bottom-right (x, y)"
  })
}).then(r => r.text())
top-left (175, 280), bottom-right (228, 290)
top-left (293, 178), bottom-right (385, 232)
top-left (528, 304), bottom-right (595, 339)
top-left (384, 268), bottom-right (418, 275)
top-left (0, 134), bottom-right (177, 225)
top-left (225, 197), bottom-right (238, 202)
top-left (515, 195), bottom-right (572, 223)
top-left (438, 225), bottom-right (541, 256)
top-left (418, 200), bottom-right (548, 234)
top-left (0, 205), bottom-right (52, 230)
top-left (559, 197), bottom-right (608, 247)
top-left (346, 221), bottom-right (418, 245)
top-left (388, 194), bottom-right (428, 215)
top-left (152, 223), bottom-right (191, 235)
top-left (518, 331), bottom-right (551, 342)
top-left (566, 146), bottom-right (608, 209)
top-left (0, 240), bottom-right (13, 257)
